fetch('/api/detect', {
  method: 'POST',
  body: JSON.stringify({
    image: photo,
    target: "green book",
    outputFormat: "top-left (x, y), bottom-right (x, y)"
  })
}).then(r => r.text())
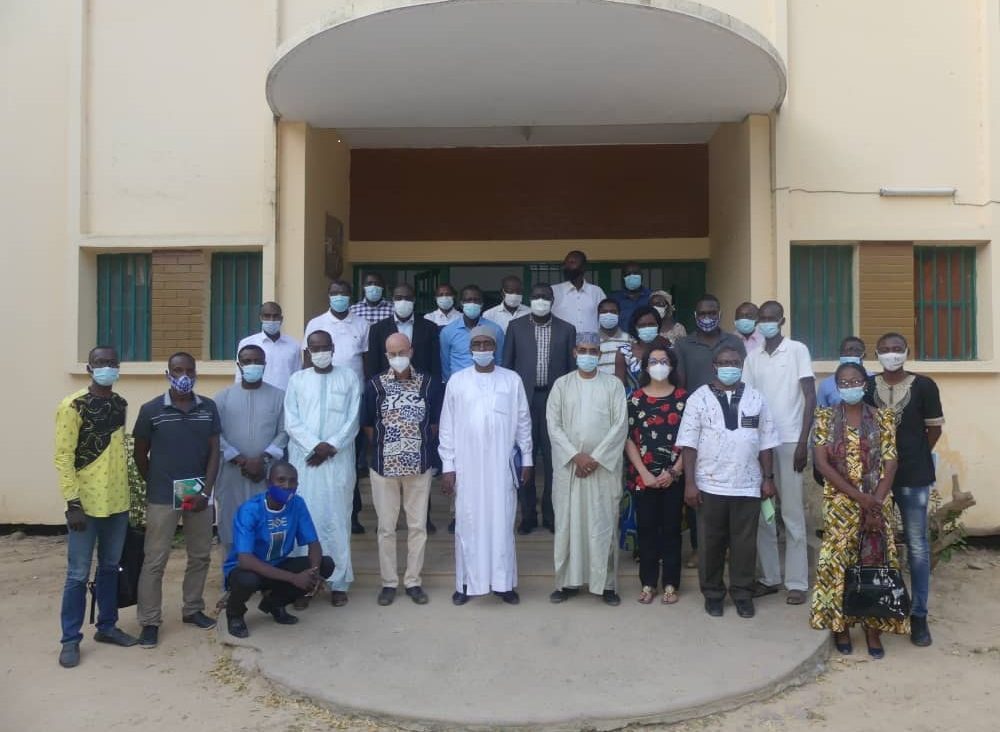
top-left (173, 477), bottom-right (206, 510)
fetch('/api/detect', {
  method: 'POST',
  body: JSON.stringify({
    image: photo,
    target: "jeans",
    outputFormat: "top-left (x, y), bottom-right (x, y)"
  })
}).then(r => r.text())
top-left (894, 484), bottom-right (931, 617)
top-left (60, 511), bottom-right (129, 644)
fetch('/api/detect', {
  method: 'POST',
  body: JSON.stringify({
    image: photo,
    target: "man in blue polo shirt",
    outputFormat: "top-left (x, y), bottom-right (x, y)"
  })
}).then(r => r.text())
top-left (439, 284), bottom-right (505, 381)
top-left (223, 462), bottom-right (333, 638)
top-left (610, 262), bottom-right (651, 333)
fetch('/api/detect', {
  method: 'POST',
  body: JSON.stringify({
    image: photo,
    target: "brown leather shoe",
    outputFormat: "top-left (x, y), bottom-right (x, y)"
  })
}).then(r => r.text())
top-left (786, 589), bottom-right (808, 605)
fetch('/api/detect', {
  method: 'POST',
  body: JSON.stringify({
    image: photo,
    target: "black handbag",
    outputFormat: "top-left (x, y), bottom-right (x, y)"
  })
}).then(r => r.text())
top-left (842, 531), bottom-right (911, 620)
top-left (88, 525), bottom-right (146, 624)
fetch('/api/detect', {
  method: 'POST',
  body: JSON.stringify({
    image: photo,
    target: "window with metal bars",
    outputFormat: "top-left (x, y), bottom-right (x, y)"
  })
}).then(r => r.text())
top-left (790, 245), bottom-right (854, 359)
top-left (210, 252), bottom-right (263, 360)
top-left (913, 246), bottom-right (976, 360)
top-left (97, 253), bottom-right (151, 361)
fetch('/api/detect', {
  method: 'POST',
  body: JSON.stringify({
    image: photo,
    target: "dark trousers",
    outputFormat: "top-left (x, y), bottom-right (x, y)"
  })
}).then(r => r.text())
top-left (520, 388), bottom-right (553, 526)
top-left (697, 492), bottom-right (760, 601)
top-left (226, 556), bottom-right (334, 617)
top-left (352, 431), bottom-right (366, 523)
top-left (687, 506), bottom-right (698, 549)
top-left (635, 484), bottom-right (685, 589)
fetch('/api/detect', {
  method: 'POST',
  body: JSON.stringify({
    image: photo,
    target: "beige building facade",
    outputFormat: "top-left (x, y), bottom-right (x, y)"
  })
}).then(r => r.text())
top-left (2, 0), bottom-right (998, 531)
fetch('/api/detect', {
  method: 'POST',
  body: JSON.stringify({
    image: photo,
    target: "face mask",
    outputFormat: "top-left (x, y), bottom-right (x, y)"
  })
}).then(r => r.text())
top-left (563, 267), bottom-right (582, 282)
top-left (261, 319), bottom-right (281, 336)
top-left (91, 366), bottom-right (120, 387)
top-left (637, 326), bottom-right (659, 343)
top-left (503, 292), bottom-right (523, 309)
top-left (838, 386), bottom-right (866, 405)
top-left (530, 298), bottom-right (552, 317)
top-left (839, 356), bottom-right (862, 365)
top-left (878, 350), bottom-right (907, 372)
top-left (168, 373), bottom-right (195, 394)
top-left (653, 305), bottom-right (668, 320)
top-left (599, 312), bottom-right (619, 330)
top-left (716, 366), bottom-right (742, 386)
top-left (472, 350), bottom-right (494, 367)
top-left (329, 294), bottom-right (350, 313)
top-left (576, 354), bottom-right (599, 372)
top-left (240, 364), bottom-right (265, 384)
top-left (696, 315), bottom-right (720, 333)
top-left (462, 302), bottom-right (482, 320)
top-left (364, 284), bottom-right (384, 302)
top-left (623, 274), bottom-right (642, 291)
top-left (388, 355), bottom-right (411, 373)
top-left (310, 350), bottom-right (333, 369)
top-left (393, 300), bottom-right (415, 319)
top-left (734, 318), bottom-right (757, 336)
top-left (436, 295), bottom-right (454, 311)
top-left (758, 322), bottom-right (781, 339)
top-left (266, 485), bottom-right (295, 507)
top-left (648, 363), bottom-right (671, 382)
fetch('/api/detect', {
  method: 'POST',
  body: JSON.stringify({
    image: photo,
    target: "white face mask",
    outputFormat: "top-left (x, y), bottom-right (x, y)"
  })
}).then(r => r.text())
top-left (310, 350), bottom-right (333, 369)
top-left (393, 299), bottom-right (415, 319)
top-left (388, 355), bottom-right (411, 373)
top-left (503, 292), bottom-right (523, 309)
top-left (878, 350), bottom-right (907, 372)
top-left (653, 305), bottom-right (668, 320)
top-left (436, 295), bottom-right (454, 311)
top-left (648, 363), bottom-right (671, 382)
top-left (530, 298), bottom-right (552, 317)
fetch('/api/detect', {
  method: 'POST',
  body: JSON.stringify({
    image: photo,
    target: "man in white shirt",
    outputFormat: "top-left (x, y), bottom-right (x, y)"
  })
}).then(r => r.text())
top-left (303, 280), bottom-right (370, 389)
top-left (484, 275), bottom-right (530, 333)
top-left (732, 302), bottom-right (765, 356)
top-left (551, 250), bottom-right (606, 334)
top-left (742, 300), bottom-right (816, 606)
top-left (234, 302), bottom-right (301, 391)
top-left (677, 346), bottom-right (779, 619)
top-left (424, 283), bottom-right (461, 329)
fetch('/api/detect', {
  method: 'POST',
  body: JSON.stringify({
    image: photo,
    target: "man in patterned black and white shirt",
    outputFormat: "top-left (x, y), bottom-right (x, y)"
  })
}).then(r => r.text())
top-left (362, 332), bottom-right (442, 606)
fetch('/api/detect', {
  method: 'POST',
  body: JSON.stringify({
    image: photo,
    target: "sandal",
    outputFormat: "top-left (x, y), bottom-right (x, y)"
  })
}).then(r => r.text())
top-left (661, 585), bottom-right (679, 605)
top-left (637, 586), bottom-right (655, 604)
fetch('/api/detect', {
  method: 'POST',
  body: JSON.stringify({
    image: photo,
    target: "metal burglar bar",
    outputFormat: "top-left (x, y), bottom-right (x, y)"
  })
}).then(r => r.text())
top-left (914, 246), bottom-right (976, 360)
top-left (210, 252), bottom-right (262, 360)
top-left (790, 245), bottom-right (853, 359)
top-left (97, 253), bottom-right (151, 361)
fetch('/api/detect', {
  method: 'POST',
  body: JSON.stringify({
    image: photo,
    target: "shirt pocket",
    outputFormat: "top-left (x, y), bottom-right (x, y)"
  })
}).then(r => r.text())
top-left (328, 392), bottom-right (348, 413)
top-left (493, 389), bottom-right (511, 414)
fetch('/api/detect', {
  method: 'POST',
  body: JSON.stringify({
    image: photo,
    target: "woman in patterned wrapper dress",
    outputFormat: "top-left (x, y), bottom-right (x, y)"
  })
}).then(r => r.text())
top-left (810, 361), bottom-right (909, 659)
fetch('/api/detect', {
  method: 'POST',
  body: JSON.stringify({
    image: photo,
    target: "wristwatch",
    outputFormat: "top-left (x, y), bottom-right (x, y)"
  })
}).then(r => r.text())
top-left (764, 474), bottom-right (775, 480)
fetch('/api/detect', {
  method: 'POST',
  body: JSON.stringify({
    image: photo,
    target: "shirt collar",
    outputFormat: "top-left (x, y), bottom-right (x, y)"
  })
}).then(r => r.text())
top-left (163, 391), bottom-right (203, 408)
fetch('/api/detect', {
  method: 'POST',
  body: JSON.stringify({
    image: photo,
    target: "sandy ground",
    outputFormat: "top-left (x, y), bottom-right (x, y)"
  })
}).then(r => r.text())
top-left (1, 533), bottom-right (998, 732)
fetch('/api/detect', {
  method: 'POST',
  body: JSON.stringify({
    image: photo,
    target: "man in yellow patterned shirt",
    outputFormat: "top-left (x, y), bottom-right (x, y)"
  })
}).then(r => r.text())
top-left (54, 345), bottom-right (138, 668)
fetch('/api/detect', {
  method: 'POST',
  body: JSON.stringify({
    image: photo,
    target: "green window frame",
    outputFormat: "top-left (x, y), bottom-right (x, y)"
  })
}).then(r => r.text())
top-left (210, 252), bottom-right (263, 360)
top-left (914, 246), bottom-right (976, 360)
top-left (97, 253), bottom-right (151, 361)
top-left (790, 245), bottom-right (854, 359)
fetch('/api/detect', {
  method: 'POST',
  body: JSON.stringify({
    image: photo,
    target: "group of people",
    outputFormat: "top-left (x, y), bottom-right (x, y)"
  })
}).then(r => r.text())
top-left (53, 249), bottom-right (944, 668)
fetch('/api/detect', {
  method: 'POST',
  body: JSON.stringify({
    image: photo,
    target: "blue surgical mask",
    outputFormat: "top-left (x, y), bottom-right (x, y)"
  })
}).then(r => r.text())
top-left (696, 315), bottom-right (720, 333)
top-left (240, 364), bottom-right (265, 383)
top-left (472, 350), bottom-right (494, 367)
top-left (599, 312), bottom-right (619, 330)
top-left (758, 322), bottom-right (781, 339)
top-left (364, 284), bottom-right (384, 302)
top-left (462, 302), bottom-right (482, 320)
top-left (838, 386), bottom-right (866, 405)
top-left (637, 326), bottom-right (659, 343)
top-left (266, 485), bottom-right (295, 507)
top-left (839, 356), bottom-right (862, 365)
top-left (734, 318), bottom-right (757, 336)
top-left (261, 319), bottom-right (281, 336)
top-left (623, 274), bottom-right (642, 291)
top-left (168, 373), bottom-right (195, 394)
top-left (436, 296), bottom-right (454, 311)
top-left (329, 294), bottom-right (350, 313)
top-left (716, 366), bottom-right (741, 386)
top-left (576, 354), bottom-right (599, 372)
top-left (91, 366), bottom-right (120, 387)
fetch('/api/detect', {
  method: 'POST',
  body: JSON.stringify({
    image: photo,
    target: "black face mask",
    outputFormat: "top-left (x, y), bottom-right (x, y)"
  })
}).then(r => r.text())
top-left (563, 267), bottom-right (582, 282)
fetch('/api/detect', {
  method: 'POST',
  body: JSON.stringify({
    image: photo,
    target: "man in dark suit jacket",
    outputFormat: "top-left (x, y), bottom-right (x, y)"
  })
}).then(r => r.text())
top-left (366, 283), bottom-right (441, 379)
top-left (502, 282), bottom-right (576, 534)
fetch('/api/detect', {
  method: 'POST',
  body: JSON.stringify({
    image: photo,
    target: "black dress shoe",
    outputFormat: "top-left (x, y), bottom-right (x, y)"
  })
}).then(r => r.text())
top-left (448, 519), bottom-right (456, 534)
top-left (751, 582), bottom-right (781, 598)
top-left (93, 627), bottom-right (139, 647)
top-left (542, 520), bottom-right (555, 534)
top-left (704, 598), bottom-right (724, 617)
top-left (138, 625), bottom-right (159, 649)
top-left (426, 519), bottom-right (437, 535)
top-left (352, 521), bottom-right (366, 535)
top-left (227, 615), bottom-right (249, 638)
top-left (517, 520), bottom-right (537, 535)
top-left (549, 589), bottom-right (569, 603)
top-left (494, 590), bottom-right (520, 605)
top-left (602, 590), bottom-right (622, 606)
top-left (59, 641), bottom-right (80, 668)
top-left (182, 611), bottom-right (217, 630)
top-left (734, 599), bottom-right (756, 618)
top-left (377, 587), bottom-right (396, 606)
top-left (270, 606), bottom-right (299, 625)
top-left (451, 591), bottom-right (469, 606)
top-left (405, 586), bottom-right (429, 605)
top-left (910, 615), bottom-right (933, 647)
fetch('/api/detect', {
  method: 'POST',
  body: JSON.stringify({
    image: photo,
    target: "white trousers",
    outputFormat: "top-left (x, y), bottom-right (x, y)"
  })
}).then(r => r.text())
top-left (756, 442), bottom-right (809, 591)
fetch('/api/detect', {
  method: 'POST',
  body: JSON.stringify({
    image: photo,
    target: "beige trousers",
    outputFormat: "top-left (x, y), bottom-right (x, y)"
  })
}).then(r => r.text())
top-left (370, 469), bottom-right (433, 588)
top-left (136, 503), bottom-right (213, 626)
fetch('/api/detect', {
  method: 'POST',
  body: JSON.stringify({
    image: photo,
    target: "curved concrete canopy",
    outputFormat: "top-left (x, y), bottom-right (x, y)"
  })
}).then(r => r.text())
top-left (267, 0), bottom-right (786, 145)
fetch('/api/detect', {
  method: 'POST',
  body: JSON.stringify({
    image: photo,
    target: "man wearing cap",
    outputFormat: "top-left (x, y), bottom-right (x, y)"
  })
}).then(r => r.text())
top-left (439, 326), bottom-right (533, 606)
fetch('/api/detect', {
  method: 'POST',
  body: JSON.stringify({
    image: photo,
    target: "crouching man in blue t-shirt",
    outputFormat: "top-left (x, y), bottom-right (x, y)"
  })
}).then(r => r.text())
top-left (223, 461), bottom-right (334, 638)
